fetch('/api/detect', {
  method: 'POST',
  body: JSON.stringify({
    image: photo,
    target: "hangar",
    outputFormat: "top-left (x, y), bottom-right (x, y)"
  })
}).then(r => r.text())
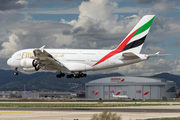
top-left (85, 76), bottom-right (176, 99)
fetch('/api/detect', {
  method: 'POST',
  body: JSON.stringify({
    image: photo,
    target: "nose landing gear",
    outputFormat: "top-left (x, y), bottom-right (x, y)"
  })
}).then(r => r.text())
top-left (14, 68), bottom-right (18, 76)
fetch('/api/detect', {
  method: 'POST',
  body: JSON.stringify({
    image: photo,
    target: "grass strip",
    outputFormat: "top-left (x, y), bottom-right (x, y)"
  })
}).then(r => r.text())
top-left (1, 98), bottom-right (180, 102)
top-left (0, 103), bottom-right (179, 108)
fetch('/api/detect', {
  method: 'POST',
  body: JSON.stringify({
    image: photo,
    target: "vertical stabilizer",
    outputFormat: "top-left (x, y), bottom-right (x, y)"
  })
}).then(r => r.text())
top-left (115, 15), bottom-right (155, 54)
top-left (93, 15), bottom-right (155, 66)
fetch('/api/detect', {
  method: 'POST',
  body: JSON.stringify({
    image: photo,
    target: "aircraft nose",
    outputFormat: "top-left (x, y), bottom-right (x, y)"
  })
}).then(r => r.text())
top-left (7, 58), bottom-right (12, 66)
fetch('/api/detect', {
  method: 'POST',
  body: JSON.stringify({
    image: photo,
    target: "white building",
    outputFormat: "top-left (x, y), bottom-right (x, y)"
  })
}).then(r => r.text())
top-left (85, 76), bottom-right (176, 99)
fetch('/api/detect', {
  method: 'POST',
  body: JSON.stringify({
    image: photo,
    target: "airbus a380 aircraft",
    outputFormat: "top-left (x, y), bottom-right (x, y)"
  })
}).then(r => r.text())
top-left (7, 15), bottom-right (159, 78)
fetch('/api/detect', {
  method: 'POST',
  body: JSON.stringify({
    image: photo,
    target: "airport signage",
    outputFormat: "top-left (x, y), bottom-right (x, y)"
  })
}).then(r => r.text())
top-left (136, 90), bottom-right (142, 94)
top-left (110, 78), bottom-right (125, 82)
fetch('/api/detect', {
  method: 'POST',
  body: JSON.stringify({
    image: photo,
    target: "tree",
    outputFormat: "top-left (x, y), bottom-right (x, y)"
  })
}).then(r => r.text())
top-left (90, 110), bottom-right (122, 120)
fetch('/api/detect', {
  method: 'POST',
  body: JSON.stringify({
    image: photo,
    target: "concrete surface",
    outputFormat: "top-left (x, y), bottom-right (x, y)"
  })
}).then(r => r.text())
top-left (0, 111), bottom-right (180, 120)
top-left (0, 105), bottom-right (180, 120)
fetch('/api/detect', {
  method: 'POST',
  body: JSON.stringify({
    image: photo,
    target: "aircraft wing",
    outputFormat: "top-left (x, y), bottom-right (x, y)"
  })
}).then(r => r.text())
top-left (121, 52), bottom-right (140, 60)
top-left (33, 46), bottom-right (69, 71)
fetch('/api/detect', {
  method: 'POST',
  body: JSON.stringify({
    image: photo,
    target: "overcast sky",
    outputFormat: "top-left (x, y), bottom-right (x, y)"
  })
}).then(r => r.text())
top-left (1, 0), bottom-right (180, 76)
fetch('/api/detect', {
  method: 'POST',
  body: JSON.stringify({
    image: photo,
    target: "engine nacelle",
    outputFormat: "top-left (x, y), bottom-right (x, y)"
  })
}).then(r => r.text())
top-left (20, 59), bottom-right (34, 68)
top-left (23, 67), bottom-right (36, 72)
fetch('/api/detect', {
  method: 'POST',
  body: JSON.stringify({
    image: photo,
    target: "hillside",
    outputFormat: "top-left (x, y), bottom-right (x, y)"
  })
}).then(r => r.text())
top-left (0, 69), bottom-right (123, 92)
top-left (150, 73), bottom-right (180, 89)
top-left (0, 69), bottom-right (179, 91)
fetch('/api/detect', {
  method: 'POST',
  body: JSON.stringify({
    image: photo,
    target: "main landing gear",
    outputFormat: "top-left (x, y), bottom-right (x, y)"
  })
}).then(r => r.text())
top-left (56, 72), bottom-right (65, 78)
top-left (66, 73), bottom-right (87, 79)
top-left (14, 68), bottom-right (18, 76)
top-left (56, 72), bottom-right (87, 78)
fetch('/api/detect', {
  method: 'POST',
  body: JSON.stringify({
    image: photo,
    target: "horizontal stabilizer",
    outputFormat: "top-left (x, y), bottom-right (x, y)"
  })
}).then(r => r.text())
top-left (147, 51), bottom-right (170, 58)
top-left (121, 52), bottom-right (140, 60)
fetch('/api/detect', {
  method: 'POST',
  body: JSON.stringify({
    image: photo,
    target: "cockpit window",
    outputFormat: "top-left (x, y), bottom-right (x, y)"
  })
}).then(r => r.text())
top-left (17, 53), bottom-right (21, 57)
top-left (12, 52), bottom-right (21, 59)
top-left (12, 53), bottom-right (16, 59)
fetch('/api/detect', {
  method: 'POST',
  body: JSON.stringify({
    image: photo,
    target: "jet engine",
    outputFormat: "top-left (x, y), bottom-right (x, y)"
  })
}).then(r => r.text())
top-left (23, 68), bottom-right (36, 72)
top-left (20, 59), bottom-right (34, 68)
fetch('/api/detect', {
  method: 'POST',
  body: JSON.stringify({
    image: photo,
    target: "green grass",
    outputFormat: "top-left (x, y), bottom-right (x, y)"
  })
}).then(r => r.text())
top-left (0, 103), bottom-right (179, 108)
top-left (146, 117), bottom-right (180, 120)
top-left (0, 98), bottom-right (180, 102)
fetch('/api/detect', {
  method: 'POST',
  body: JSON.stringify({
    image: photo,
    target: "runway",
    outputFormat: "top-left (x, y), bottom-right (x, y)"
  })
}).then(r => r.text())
top-left (0, 106), bottom-right (180, 120)
top-left (1, 107), bottom-right (180, 113)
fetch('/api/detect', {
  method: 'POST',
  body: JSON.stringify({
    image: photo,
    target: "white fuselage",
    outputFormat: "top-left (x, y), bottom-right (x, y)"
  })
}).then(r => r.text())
top-left (7, 48), bottom-right (147, 73)
top-left (111, 93), bottom-right (129, 99)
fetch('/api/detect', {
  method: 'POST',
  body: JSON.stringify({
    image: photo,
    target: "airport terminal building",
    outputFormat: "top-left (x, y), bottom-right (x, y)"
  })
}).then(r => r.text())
top-left (21, 92), bottom-right (75, 99)
top-left (85, 76), bottom-right (176, 99)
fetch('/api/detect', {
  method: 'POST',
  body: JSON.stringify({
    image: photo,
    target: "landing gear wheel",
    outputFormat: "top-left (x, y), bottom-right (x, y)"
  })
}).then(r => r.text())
top-left (66, 75), bottom-right (70, 78)
top-left (79, 73), bottom-right (83, 78)
top-left (56, 74), bottom-right (61, 78)
top-left (66, 73), bottom-right (87, 79)
top-left (56, 72), bottom-right (65, 78)
top-left (74, 74), bottom-right (80, 78)
top-left (78, 72), bottom-right (87, 78)
top-left (61, 73), bottom-right (65, 77)
top-left (83, 74), bottom-right (87, 77)
top-left (14, 72), bottom-right (18, 76)
top-left (70, 74), bottom-right (73, 78)
top-left (14, 68), bottom-right (18, 76)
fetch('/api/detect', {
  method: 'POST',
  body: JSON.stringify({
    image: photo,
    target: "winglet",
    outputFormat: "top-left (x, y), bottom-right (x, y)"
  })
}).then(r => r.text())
top-left (40, 45), bottom-right (45, 52)
top-left (155, 51), bottom-right (160, 57)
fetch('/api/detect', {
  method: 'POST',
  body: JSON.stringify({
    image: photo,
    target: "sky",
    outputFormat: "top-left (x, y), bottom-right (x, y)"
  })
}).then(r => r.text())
top-left (1, 0), bottom-right (180, 76)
